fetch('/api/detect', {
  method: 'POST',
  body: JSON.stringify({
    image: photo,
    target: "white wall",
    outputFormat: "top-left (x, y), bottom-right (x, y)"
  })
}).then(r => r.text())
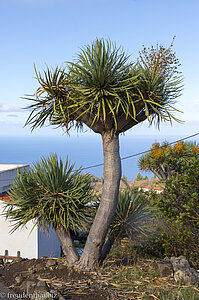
top-left (0, 165), bottom-right (29, 193)
top-left (0, 202), bottom-right (38, 259)
top-left (0, 165), bottom-right (61, 259)
top-left (0, 203), bottom-right (61, 259)
top-left (38, 227), bottom-right (61, 258)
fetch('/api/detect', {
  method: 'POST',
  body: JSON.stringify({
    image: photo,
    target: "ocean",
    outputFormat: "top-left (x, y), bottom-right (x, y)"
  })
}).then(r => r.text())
top-left (0, 134), bottom-right (196, 180)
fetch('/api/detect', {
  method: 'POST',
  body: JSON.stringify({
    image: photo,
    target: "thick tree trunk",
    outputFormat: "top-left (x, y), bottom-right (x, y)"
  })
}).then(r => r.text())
top-left (56, 227), bottom-right (79, 265)
top-left (76, 131), bottom-right (121, 271)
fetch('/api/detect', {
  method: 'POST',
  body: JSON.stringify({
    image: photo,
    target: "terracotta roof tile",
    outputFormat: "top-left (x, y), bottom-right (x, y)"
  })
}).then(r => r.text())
top-left (141, 186), bottom-right (164, 191)
top-left (0, 192), bottom-right (14, 203)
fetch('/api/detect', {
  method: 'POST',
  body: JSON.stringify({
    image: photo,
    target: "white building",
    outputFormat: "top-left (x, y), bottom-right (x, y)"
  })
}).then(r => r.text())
top-left (0, 164), bottom-right (61, 259)
top-left (139, 186), bottom-right (164, 194)
top-left (0, 164), bottom-right (29, 194)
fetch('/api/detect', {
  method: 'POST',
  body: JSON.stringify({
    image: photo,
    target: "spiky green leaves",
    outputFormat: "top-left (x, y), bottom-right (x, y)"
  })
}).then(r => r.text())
top-left (110, 188), bottom-right (155, 241)
top-left (67, 39), bottom-right (140, 128)
top-left (24, 38), bottom-right (183, 134)
top-left (24, 67), bottom-right (82, 132)
top-left (3, 154), bottom-right (93, 233)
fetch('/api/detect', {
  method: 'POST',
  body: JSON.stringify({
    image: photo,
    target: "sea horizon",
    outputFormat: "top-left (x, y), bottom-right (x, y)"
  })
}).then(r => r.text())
top-left (1, 133), bottom-right (198, 180)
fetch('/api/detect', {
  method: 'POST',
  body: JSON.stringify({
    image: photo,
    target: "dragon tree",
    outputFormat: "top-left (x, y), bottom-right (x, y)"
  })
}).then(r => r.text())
top-left (24, 38), bottom-right (183, 270)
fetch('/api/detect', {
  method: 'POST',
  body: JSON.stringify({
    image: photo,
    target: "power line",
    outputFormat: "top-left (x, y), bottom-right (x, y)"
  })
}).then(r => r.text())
top-left (0, 132), bottom-right (199, 180)
top-left (81, 131), bottom-right (199, 171)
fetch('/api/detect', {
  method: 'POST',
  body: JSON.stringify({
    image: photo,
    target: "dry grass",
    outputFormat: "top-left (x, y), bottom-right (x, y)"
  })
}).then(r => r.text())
top-left (100, 257), bottom-right (199, 299)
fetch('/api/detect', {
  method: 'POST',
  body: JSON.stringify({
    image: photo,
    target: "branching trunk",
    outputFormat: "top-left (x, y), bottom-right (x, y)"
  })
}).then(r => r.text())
top-left (56, 227), bottom-right (79, 265)
top-left (99, 231), bottom-right (115, 265)
top-left (152, 169), bottom-right (166, 180)
top-left (75, 131), bottom-right (121, 271)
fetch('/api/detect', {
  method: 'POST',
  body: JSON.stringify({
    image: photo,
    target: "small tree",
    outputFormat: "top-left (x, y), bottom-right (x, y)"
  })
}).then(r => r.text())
top-left (24, 38), bottom-right (183, 270)
top-left (135, 172), bottom-right (143, 181)
top-left (4, 154), bottom-right (93, 265)
top-left (138, 141), bottom-right (199, 180)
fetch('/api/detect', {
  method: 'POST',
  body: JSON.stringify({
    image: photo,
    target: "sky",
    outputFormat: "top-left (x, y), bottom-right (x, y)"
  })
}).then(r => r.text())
top-left (0, 0), bottom-right (199, 139)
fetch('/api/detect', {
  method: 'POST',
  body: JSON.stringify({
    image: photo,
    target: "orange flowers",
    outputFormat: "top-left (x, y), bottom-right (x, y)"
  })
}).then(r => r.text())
top-left (173, 141), bottom-right (184, 153)
top-left (150, 143), bottom-right (164, 159)
top-left (192, 145), bottom-right (199, 155)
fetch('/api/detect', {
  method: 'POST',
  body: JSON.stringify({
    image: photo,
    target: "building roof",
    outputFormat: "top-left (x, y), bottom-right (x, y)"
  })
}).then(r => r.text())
top-left (141, 186), bottom-right (164, 191)
top-left (0, 164), bottom-right (29, 194)
top-left (0, 164), bottom-right (29, 173)
top-left (0, 192), bottom-right (14, 203)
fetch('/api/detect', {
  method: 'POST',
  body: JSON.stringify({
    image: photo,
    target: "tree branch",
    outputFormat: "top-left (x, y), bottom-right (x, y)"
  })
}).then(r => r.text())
top-left (81, 113), bottom-right (105, 134)
top-left (152, 168), bottom-right (166, 180)
top-left (117, 110), bottom-right (147, 134)
top-left (72, 106), bottom-right (105, 134)
top-left (99, 231), bottom-right (115, 265)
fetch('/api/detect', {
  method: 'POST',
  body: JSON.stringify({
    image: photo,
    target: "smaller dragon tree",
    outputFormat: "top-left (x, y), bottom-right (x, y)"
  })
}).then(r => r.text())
top-left (138, 141), bottom-right (199, 180)
top-left (3, 154), bottom-right (94, 265)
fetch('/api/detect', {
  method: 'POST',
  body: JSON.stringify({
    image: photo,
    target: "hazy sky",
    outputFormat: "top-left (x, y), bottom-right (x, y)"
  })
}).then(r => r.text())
top-left (0, 0), bottom-right (199, 138)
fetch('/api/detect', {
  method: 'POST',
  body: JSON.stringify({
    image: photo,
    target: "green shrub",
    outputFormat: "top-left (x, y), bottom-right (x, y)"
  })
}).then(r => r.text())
top-left (149, 158), bottom-right (199, 262)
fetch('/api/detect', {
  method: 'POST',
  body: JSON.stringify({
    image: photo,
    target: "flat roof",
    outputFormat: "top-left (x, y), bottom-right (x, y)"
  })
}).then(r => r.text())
top-left (0, 164), bottom-right (29, 173)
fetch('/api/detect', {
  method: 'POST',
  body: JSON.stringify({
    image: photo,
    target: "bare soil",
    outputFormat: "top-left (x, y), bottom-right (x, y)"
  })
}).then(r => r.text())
top-left (0, 258), bottom-right (121, 299)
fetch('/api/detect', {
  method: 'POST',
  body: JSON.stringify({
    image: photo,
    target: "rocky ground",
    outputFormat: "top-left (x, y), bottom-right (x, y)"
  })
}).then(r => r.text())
top-left (0, 257), bottom-right (123, 299)
top-left (0, 281), bottom-right (15, 300)
top-left (0, 256), bottom-right (199, 300)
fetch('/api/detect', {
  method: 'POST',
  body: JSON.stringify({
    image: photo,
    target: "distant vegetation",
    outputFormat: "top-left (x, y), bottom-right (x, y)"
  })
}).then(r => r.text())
top-left (135, 172), bottom-right (148, 181)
